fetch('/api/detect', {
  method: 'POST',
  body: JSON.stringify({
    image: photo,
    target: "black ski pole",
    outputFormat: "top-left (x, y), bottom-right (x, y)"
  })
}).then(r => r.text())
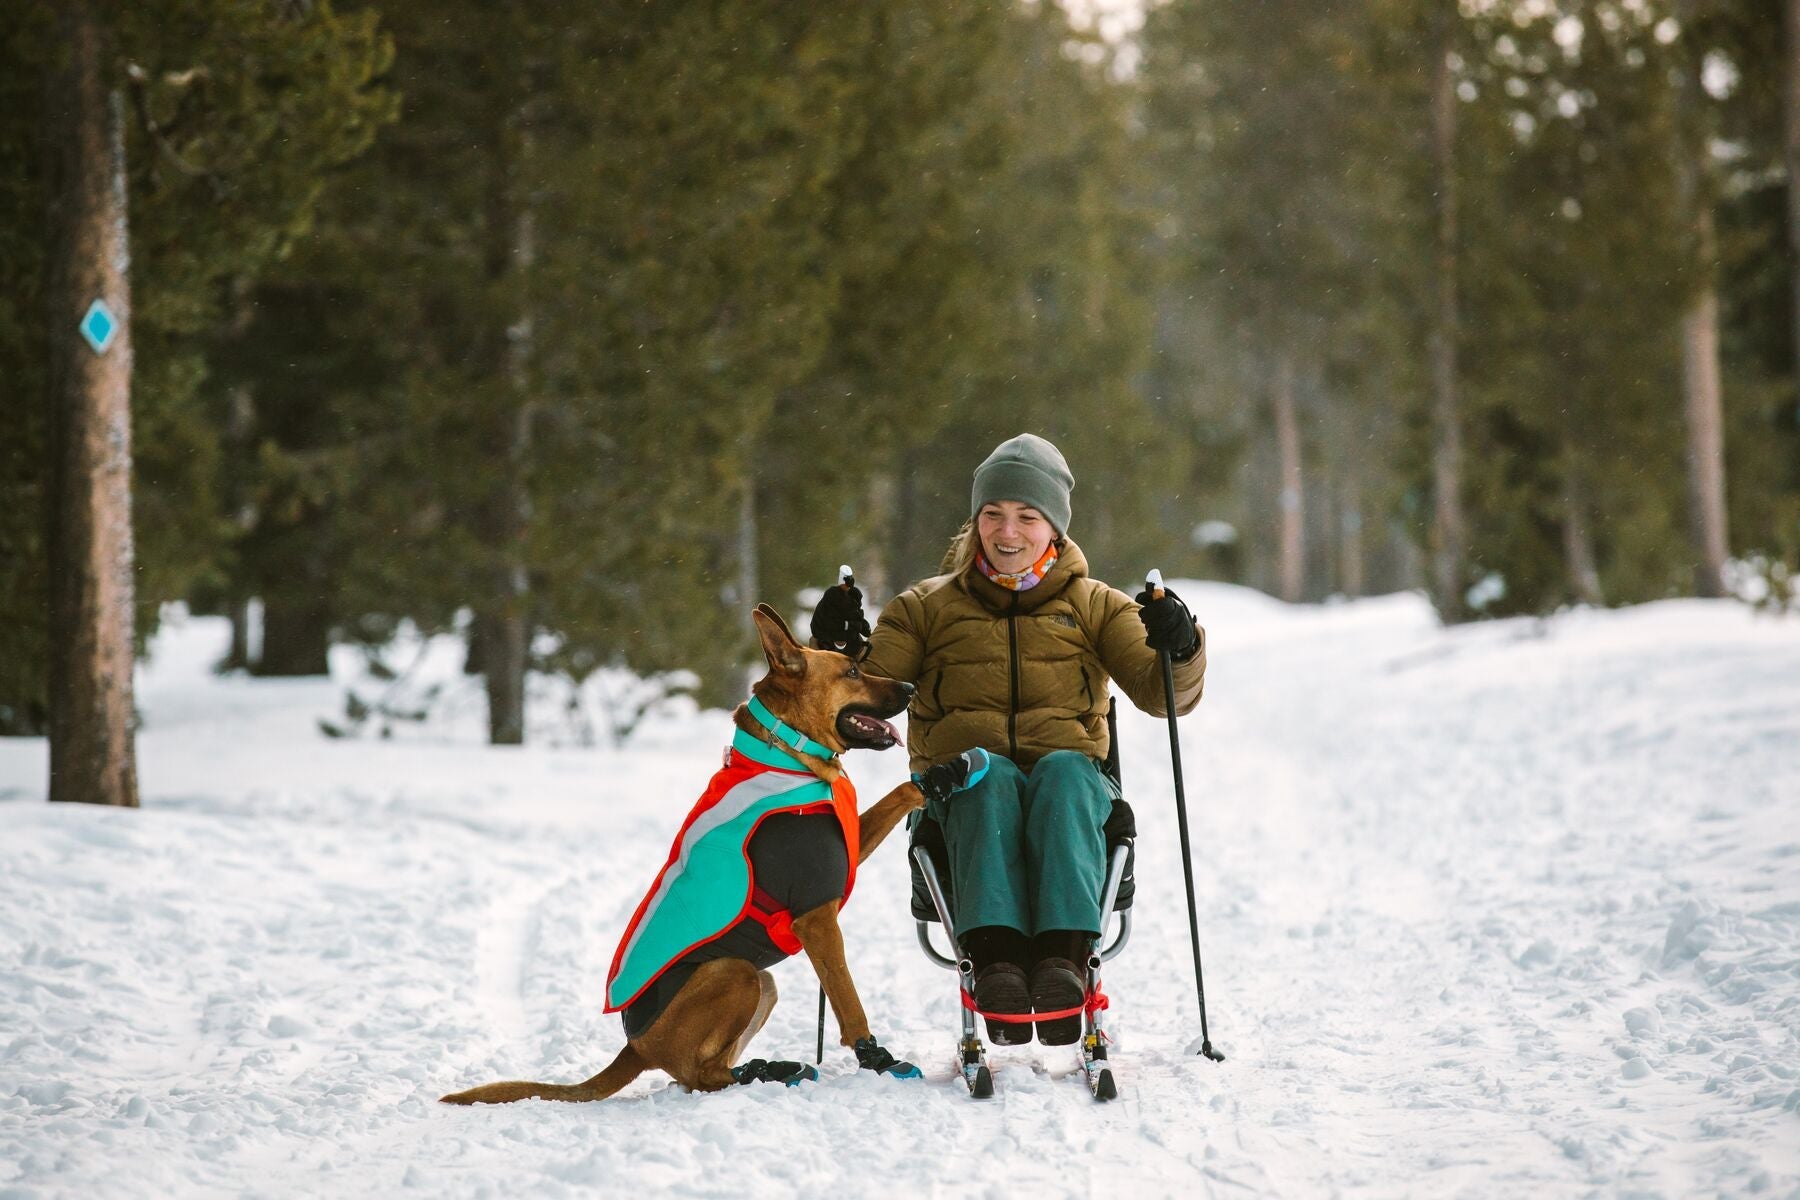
top-left (1147, 569), bottom-right (1224, 1063)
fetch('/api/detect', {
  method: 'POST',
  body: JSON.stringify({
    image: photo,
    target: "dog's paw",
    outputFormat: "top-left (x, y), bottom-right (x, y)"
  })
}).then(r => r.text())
top-left (912, 748), bottom-right (991, 806)
top-left (852, 1036), bottom-right (923, 1080)
top-left (730, 1059), bottom-right (818, 1087)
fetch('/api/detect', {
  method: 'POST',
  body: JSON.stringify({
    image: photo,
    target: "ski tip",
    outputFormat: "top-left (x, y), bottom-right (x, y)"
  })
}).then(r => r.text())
top-left (1093, 1068), bottom-right (1118, 1102)
top-left (970, 1064), bottom-right (995, 1099)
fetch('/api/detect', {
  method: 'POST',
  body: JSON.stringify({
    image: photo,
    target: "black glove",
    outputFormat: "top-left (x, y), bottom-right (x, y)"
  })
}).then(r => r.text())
top-left (1135, 585), bottom-right (1200, 661)
top-left (912, 748), bottom-right (992, 806)
top-left (810, 582), bottom-right (871, 658)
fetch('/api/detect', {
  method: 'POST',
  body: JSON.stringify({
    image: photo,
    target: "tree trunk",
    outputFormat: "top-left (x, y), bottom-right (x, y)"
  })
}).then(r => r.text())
top-left (1672, 13), bottom-right (1730, 599)
top-left (1561, 460), bottom-right (1605, 606)
top-left (256, 595), bottom-right (332, 676)
top-left (1339, 461), bottom-right (1365, 599)
top-left (220, 289), bottom-right (257, 674)
top-left (477, 115), bottom-right (534, 746)
top-left (44, 0), bottom-right (138, 808)
top-left (1787, 0), bottom-right (1800, 397)
top-left (464, 614), bottom-right (487, 676)
top-left (1427, 6), bottom-right (1468, 623)
top-left (1680, 253), bottom-right (1730, 597)
top-left (226, 597), bottom-right (254, 672)
top-left (737, 470), bottom-right (760, 617)
top-left (1271, 352), bottom-right (1305, 603)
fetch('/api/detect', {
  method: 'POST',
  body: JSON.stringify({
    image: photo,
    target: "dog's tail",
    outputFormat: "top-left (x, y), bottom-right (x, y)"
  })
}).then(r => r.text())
top-left (439, 1043), bottom-right (647, 1105)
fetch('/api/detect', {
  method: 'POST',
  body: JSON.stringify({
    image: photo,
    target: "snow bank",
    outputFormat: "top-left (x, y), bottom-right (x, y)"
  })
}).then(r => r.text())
top-left (2, 590), bottom-right (1796, 1198)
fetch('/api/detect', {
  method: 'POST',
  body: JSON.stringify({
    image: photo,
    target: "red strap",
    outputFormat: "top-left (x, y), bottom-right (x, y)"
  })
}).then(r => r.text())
top-left (746, 884), bottom-right (802, 955)
top-left (960, 986), bottom-right (1109, 1023)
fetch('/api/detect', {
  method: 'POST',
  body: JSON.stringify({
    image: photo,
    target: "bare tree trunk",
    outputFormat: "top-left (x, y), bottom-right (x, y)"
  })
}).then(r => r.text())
top-left (226, 597), bottom-right (254, 672)
top-left (1561, 457), bottom-right (1605, 606)
top-left (1427, 6), bottom-right (1467, 623)
top-left (1271, 353), bottom-right (1305, 603)
top-left (737, 472), bottom-right (760, 615)
top-left (1672, 13), bottom-right (1730, 599)
top-left (1339, 461), bottom-right (1365, 599)
top-left (735, 467), bottom-right (763, 696)
top-left (1679, 255), bottom-right (1730, 596)
top-left (1786, 0), bottom-right (1800, 413)
top-left (221, 289), bottom-right (257, 673)
top-left (256, 595), bottom-right (332, 676)
top-left (478, 117), bottom-right (535, 746)
top-left (44, 0), bottom-right (138, 808)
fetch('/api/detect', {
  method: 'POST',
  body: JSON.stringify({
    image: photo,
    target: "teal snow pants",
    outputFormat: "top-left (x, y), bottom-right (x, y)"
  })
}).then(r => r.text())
top-left (923, 749), bottom-right (1118, 938)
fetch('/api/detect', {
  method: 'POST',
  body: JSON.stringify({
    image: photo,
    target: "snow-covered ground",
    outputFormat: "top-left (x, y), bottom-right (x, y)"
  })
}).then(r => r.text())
top-left (2, 586), bottom-right (1797, 1198)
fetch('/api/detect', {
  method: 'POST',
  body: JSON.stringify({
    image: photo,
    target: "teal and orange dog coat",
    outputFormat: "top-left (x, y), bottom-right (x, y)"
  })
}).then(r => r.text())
top-left (604, 717), bottom-right (860, 1014)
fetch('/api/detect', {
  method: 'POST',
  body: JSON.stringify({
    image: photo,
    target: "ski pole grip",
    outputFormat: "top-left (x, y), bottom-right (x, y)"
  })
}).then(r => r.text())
top-left (1146, 568), bottom-right (1165, 602)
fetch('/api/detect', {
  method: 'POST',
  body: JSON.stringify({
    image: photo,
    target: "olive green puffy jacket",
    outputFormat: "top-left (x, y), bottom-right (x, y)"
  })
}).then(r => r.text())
top-left (862, 537), bottom-right (1206, 775)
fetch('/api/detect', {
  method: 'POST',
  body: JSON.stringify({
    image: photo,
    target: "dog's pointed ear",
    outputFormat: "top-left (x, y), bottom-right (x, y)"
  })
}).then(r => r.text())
top-left (751, 606), bottom-right (805, 676)
top-left (754, 603), bottom-right (797, 643)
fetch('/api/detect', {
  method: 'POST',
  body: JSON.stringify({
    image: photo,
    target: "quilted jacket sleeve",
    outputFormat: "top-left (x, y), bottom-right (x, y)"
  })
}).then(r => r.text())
top-left (862, 589), bottom-right (927, 687)
top-left (1092, 585), bottom-right (1205, 719)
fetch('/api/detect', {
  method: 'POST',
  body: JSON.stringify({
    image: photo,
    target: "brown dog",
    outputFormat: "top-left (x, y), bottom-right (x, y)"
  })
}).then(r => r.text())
top-left (441, 604), bottom-right (927, 1104)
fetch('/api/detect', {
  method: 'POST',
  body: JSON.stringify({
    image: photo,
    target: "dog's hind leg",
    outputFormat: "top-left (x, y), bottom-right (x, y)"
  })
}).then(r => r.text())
top-left (439, 1043), bottom-right (648, 1105)
top-left (731, 970), bottom-right (778, 1061)
top-left (635, 958), bottom-right (764, 1093)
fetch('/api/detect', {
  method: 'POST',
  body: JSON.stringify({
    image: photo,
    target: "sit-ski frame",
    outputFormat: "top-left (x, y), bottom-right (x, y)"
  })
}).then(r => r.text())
top-left (912, 843), bottom-right (1132, 1101)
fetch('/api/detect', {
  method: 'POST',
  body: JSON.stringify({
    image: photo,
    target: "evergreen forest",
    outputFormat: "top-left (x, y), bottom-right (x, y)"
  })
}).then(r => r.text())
top-left (4, 0), bottom-right (1796, 759)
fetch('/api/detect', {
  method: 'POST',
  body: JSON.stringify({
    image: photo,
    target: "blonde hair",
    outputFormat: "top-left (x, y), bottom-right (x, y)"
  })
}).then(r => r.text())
top-left (939, 519), bottom-right (978, 575)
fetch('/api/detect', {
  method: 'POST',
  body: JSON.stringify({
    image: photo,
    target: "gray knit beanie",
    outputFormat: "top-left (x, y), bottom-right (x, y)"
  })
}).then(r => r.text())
top-left (970, 433), bottom-right (1074, 536)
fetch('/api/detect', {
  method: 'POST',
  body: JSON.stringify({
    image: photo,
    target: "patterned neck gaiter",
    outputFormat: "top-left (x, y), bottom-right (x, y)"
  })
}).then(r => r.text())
top-left (975, 543), bottom-right (1059, 591)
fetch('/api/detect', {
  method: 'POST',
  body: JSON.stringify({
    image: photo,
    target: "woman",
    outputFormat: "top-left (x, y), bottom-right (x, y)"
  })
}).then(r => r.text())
top-left (810, 433), bottom-right (1205, 1046)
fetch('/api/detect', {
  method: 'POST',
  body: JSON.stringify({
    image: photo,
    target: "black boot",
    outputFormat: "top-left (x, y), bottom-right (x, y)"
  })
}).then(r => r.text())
top-left (1030, 930), bottom-right (1093, 1047)
top-left (1028, 959), bottom-right (1084, 1045)
top-left (971, 963), bottom-right (1032, 1045)
top-left (964, 926), bottom-right (1033, 1046)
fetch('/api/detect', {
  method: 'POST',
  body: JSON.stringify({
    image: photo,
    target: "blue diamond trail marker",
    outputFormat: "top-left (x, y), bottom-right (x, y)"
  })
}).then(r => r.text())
top-left (79, 299), bottom-right (118, 355)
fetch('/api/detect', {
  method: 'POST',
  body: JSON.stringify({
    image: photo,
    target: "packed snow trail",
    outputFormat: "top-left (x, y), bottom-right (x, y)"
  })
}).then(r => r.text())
top-left (2, 587), bottom-right (1796, 1198)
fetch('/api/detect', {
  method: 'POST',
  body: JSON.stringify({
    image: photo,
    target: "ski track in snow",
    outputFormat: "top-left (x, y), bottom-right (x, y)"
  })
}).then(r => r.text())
top-left (1, 589), bottom-right (1797, 1198)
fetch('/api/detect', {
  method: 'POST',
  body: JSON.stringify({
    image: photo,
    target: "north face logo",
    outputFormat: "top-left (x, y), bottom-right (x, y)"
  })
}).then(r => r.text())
top-left (1047, 613), bottom-right (1077, 629)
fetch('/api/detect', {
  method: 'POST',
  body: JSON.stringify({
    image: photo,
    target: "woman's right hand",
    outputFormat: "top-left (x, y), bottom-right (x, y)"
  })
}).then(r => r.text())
top-left (810, 580), bottom-right (871, 658)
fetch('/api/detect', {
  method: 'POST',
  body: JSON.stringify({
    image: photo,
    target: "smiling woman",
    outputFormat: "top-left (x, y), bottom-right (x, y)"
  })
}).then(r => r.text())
top-left (809, 433), bottom-right (1208, 1047)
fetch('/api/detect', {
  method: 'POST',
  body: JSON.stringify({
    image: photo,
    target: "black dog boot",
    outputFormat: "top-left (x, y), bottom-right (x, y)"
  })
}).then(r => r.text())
top-left (1029, 957), bottom-right (1084, 1046)
top-left (972, 962), bottom-right (1033, 1046)
top-left (730, 1059), bottom-right (818, 1087)
top-left (852, 1036), bottom-right (922, 1080)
